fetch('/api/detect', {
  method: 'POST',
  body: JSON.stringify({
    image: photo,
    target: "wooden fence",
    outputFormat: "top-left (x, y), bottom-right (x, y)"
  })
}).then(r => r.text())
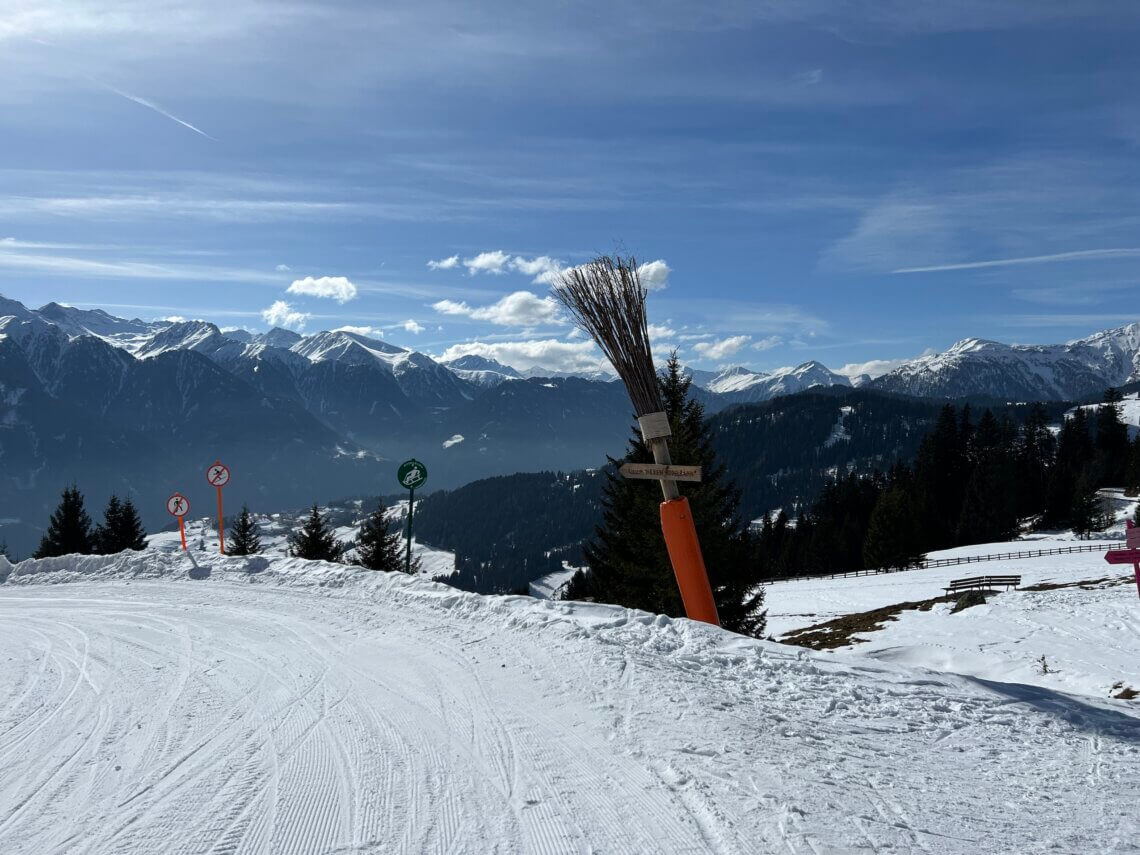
top-left (759, 542), bottom-right (1114, 585)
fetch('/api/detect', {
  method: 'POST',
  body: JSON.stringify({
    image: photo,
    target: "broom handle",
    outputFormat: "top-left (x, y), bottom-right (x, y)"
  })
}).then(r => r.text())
top-left (647, 437), bottom-right (681, 500)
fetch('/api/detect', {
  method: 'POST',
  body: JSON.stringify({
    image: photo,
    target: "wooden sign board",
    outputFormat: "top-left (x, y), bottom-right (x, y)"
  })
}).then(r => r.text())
top-left (620, 463), bottom-right (702, 482)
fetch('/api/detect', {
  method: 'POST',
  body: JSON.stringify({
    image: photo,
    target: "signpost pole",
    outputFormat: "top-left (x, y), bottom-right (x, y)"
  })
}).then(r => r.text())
top-left (405, 486), bottom-right (415, 574)
top-left (205, 460), bottom-right (230, 556)
top-left (217, 486), bottom-right (226, 555)
top-left (178, 516), bottom-right (187, 551)
top-left (396, 458), bottom-right (428, 575)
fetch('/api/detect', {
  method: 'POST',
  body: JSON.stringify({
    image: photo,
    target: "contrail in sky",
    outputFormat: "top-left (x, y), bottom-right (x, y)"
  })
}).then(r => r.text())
top-left (100, 83), bottom-right (216, 141)
top-left (894, 247), bottom-right (1140, 274)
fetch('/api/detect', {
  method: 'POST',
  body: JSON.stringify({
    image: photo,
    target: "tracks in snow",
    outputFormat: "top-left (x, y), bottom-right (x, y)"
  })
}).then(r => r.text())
top-left (1, 580), bottom-right (1138, 854)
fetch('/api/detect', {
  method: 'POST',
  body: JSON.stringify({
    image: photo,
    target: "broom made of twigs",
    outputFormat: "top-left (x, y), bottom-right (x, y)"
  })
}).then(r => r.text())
top-left (553, 255), bottom-right (720, 626)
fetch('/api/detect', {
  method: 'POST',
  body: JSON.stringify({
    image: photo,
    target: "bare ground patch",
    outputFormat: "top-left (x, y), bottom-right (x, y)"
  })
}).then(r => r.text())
top-left (779, 597), bottom-right (941, 651)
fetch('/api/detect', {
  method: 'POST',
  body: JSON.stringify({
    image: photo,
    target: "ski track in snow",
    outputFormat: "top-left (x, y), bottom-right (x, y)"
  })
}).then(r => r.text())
top-left (1, 552), bottom-right (1138, 854)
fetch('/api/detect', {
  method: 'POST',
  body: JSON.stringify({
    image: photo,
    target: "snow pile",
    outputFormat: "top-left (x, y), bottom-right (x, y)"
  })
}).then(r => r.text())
top-left (148, 504), bottom-right (456, 581)
top-left (1, 549), bottom-right (1138, 853)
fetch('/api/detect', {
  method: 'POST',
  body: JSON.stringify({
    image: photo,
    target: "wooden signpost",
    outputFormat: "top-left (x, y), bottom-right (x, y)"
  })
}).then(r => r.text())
top-left (1104, 519), bottom-right (1140, 600)
top-left (620, 463), bottom-right (702, 482)
top-left (206, 461), bottom-right (230, 555)
top-left (166, 492), bottom-right (190, 551)
top-left (397, 459), bottom-right (428, 574)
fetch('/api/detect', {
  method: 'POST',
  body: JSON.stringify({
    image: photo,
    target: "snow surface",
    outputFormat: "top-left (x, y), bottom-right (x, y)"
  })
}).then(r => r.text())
top-left (1, 550), bottom-right (1137, 853)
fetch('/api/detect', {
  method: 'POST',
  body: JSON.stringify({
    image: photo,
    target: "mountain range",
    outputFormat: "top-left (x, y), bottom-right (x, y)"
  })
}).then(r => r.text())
top-left (1, 293), bottom-right (1138, 554)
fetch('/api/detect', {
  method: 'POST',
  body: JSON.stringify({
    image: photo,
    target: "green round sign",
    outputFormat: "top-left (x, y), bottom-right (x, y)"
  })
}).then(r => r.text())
top-left (397, 458), bottom-right (428, 490)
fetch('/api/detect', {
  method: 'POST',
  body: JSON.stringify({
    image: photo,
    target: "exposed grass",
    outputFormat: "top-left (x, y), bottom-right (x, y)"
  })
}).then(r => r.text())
top-left (1021, 575), bottom-right (1133, 592)
top-left (779, 597), bottom-right (940, 651)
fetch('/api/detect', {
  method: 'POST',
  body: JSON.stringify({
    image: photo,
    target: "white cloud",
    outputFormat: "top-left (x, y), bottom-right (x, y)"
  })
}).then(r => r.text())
top-left (161, 315), bottom-right (187, 323)
top-left (431, 290), bottom-right (562, 327)
top-left (439, 338), bottom-right (605, 374)
top-left (836, 348), bottom-right (936, 379)
top-left (646, 323), bottom-right (677, 339)
top-left (693, 335), bottom-right (751, 360)
top-left (678, 332), bottom-right (714, 341)
top-left (442, 434), bottom-right (465, 449)
top-left (637, 259), bottom-right (671, 290)
top-left (821, 200), bottom-right (959, 273)
top-left (752, 335), bottom-right (783, 351)
top-left (275, 263), bottom-right (291, 272)
top-left (427, 255), bottom-right (460, 270)
top-left (261, 300), bottom-right (310, 331)
top-left (511, 254), bottom-right (565, 284)
top-left (286, 275), bottom-right (357, 303)
top-left (335, 325), bottom-right (377, 336)
top-left (463, 250), bottom-right (511, 275)
top-left (401, 319), bottom-right (425, 334)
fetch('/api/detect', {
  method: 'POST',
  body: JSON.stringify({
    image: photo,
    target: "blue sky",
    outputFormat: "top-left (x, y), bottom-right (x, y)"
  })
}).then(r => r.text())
top-left (2, 1), bottom-right (1139, 375)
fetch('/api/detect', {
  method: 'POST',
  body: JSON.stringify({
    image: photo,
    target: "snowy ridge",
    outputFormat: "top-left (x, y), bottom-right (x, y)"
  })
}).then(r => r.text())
top-left (693, 360), bottom-right (851, 402)
top-left (1, 549), bottom-right (1137, 852)
top-left (872, 321), bottom-right (1140, 400)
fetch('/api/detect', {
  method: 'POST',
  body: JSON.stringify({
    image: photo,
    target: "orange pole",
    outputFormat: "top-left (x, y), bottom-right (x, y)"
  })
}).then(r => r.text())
top-left (659, 497), bottom-right (720, 626)
top-left (178, 516), bottom-right (187, 551)
top-left (217, 486), bottom-right (226, 554)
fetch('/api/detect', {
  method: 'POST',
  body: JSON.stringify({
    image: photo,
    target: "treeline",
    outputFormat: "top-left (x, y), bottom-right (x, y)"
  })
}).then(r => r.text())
top-left (709, 390), bottom-right (1073, 522)
top-left (415, 471), bottom-right (606, 593)
top-left (22, 485), bottom-right (412, 573)
top-left (31, 486), bottom-right (147, 558)
top-left (758, 393), bottom-right (1136, 578)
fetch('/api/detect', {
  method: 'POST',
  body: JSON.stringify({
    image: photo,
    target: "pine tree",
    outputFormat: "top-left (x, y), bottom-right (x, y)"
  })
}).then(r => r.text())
top-left (1070, 477), bottom-right (1102, 539)
top-left (93, 495), bottom-right (123, 554)
top-left (862, 484), bottom-right (923, 570)
top-left (913, 405), bottom-right (968, 549)
top-left (353, 498), bottom-right (407, 571)
top-left (1014, 404), bottom-right (1055, 519)
top-left (288, 504), bottom-right (345, 562)
top-left (94, 496), bottom-right (148, 554)
top-left (227, 505), bottom-right (262, 556)
top-left (34, 485), bottom-right (94, 558)
top-left (1126, 436), bottom-right (1140, 498)
top-left (1094, 390), bottom-right (1129, 485)
top-left (117, 499), bottom-right (148, 551)
top-left (568, 355), bottom-right (766, 637)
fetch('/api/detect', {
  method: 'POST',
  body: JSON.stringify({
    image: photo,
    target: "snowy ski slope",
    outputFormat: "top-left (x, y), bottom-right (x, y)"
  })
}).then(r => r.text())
top-left (2, 550), bottom-right (1137, 854)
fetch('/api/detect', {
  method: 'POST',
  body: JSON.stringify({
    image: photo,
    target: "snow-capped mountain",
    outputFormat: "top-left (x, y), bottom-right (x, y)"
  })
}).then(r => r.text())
top-left (870, 322), bottom-right (1140, 400)
top-left (688, 361), bottom-right (851, 404)
top-left (441, 355), bottom-right (522, 387)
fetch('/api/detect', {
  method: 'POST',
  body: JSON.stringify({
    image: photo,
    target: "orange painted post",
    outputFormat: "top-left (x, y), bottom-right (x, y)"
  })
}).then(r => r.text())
top-left (205, 461), bottom-right (231, 555)
top-left (216, 487), bottom-right (225, 554)
top-left (659, 497), bottom-right (720, 625)
top-left (178, 516), bottom-right (188, 551)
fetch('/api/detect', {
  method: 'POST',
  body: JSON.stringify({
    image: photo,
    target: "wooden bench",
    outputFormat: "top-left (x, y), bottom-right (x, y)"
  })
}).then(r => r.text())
top-left (943, 575), bottom-right (1021, 597)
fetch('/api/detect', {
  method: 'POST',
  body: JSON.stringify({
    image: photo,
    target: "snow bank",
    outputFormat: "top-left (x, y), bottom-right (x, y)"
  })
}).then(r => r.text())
top-left (2, 549), bottom-right (1138, 853)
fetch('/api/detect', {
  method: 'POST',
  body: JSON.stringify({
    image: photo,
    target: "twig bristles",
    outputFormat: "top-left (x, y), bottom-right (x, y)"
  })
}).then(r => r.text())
top-left (552, 255), bottom-right (663, 418)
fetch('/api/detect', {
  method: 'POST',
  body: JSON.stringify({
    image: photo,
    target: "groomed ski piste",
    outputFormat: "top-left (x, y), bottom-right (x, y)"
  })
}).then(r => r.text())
top-left (2, 547), bottom-right (1137, 852)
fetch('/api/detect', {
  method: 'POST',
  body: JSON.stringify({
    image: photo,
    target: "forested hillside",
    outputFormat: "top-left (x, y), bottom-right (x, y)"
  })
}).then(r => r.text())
top-left (708, 390), bottom-right (1072, 521)
top-left (410, 389), bottom-right (1081, 593)
top-left (414, 470), bottom-right (606, 593)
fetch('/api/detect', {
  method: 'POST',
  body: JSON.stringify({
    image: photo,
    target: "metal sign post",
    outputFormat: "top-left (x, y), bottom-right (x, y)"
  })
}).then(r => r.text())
top-left (206, 461), bottom-right (231, 554)
top-left (166, 492), bottom-right (190, 551)
top-left (397, 459), bottom-right (428, 574)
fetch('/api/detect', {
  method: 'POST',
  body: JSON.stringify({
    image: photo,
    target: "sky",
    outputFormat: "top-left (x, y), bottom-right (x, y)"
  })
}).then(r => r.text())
top-left (2, 1), bottom-right (1140, 377)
